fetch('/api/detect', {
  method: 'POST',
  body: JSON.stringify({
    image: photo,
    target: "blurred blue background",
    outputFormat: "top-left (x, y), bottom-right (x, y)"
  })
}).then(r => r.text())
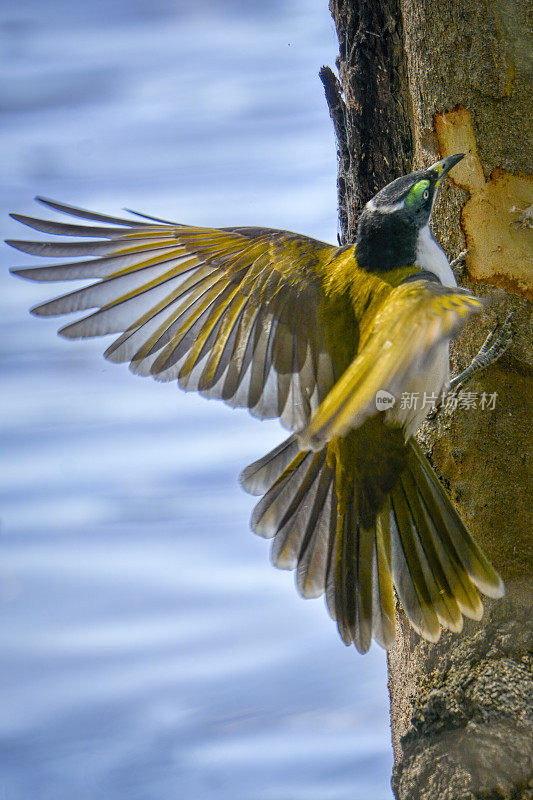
top-left (0, 1), bottom-right (393, 798)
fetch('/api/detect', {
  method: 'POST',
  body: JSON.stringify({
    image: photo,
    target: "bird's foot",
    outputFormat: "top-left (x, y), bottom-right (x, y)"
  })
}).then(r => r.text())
top-left (449, 312), bottom-right (514, 393)
top-left (450, 249), bottom-right (468, 279)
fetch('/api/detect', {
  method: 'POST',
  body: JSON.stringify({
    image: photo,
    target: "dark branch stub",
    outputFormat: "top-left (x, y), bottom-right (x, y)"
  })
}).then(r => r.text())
top-left (321, 0), bottom-right (414, 244)
top-left (319, 66), bottom-right (350, 244)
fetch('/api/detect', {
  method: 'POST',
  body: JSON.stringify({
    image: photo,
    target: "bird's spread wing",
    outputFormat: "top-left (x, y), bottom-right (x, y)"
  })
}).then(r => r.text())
top-left (301, 280), bottom-right (483, 449)
top-left (8, 198), bottom-right (350, 431)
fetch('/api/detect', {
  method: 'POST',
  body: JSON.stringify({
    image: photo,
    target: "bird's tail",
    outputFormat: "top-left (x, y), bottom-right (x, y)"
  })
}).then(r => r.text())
top-left (240, 434), bottom-right (504, 653)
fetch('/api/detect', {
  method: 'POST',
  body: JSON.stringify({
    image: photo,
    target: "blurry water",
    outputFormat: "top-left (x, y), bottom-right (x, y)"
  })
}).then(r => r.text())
top-left (0, 1), bottom-right (394, 798)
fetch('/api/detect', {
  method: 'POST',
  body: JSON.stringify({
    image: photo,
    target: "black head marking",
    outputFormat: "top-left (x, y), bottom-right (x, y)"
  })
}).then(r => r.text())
top-left (354, 154), bottom-right (464, 272)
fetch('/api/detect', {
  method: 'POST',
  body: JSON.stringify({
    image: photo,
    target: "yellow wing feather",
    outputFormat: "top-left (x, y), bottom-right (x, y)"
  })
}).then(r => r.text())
top-left (9, 199), bottom-right (360, 431)
top-left (301, 281), bottom-right (484, 450)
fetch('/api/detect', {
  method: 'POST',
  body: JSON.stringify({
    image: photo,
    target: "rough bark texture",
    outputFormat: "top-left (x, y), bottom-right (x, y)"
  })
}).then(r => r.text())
top-left (324, 1), bottom-right (533, 797)
top-left (388, 586), bottom-right (533, 799)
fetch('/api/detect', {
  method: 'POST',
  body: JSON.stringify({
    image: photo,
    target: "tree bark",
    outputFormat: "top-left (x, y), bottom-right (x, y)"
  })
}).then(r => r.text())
top-left (323, 1), bottom-right (533, 797)
top-left (321, 0), bottom-right (413, 242)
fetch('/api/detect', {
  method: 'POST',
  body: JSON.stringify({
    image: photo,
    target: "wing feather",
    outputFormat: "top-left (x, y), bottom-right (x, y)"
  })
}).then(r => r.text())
top-left (9, 201), bottom-right (351, 430)
top-left (301, 282), bottom-right (484, 449)
top-left (35, 196), bottom-right (151, 226)
top-left (196, 293), bottom-right (249, 392)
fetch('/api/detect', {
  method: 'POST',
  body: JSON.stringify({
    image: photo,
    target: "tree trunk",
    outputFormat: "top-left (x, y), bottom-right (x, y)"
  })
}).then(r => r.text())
top-left (323, 1), bottom-right (533, 797)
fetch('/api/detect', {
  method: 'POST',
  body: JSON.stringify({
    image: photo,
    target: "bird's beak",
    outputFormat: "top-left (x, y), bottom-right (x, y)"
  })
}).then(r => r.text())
top-left (428, 153), bottom-right (465, 185)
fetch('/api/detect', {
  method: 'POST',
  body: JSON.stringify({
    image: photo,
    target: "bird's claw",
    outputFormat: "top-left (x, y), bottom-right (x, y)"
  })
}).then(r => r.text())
top-left (478, 312), bottom-right (514, 360)
top-left (449, 312), bottom-right (514, 393)
top-left (450, 249), bottom-right (468, 277)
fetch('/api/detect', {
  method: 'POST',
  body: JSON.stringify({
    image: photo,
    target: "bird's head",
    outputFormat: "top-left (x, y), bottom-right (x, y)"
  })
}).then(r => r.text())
top-left (355, 153), bottom-right (464, 274)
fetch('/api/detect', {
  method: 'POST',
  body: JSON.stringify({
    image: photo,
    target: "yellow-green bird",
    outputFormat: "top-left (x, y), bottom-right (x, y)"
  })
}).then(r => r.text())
top-left (8, 153), bottom-right (504, 653)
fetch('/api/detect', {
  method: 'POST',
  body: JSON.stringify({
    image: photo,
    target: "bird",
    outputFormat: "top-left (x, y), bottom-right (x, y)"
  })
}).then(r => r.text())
top-left (8, 153), bottom-right (505, 653)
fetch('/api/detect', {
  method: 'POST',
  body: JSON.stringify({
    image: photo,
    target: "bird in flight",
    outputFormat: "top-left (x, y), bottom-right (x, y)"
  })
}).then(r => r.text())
top-left (8, 153), bottom-right (505, 653)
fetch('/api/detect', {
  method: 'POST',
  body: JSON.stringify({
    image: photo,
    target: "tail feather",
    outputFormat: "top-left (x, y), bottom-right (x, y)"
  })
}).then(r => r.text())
top-left (270, 450), bottom-right (327, 569)
top-left (240, 434), bottom-right (504, 652)
top-left (239, 435), bottom-right (299, 496)
top-left (372, 508), bottom-right (396, 649)
top-left (335, 498), bottom-right (357, 645)
top-left (390, 486), bottom-right (444, 641)
top-left (412, 471), bottom-right (484, 621)
top-left (408, 441), bottom-right (505, 599)
top-left (251, 453), bottom-right (314, 539)
top-left (325, 534), bottom-right (338, 623)
top-left (399, 470), bottom-right (463, 631)
top-left (296, 478), bottom-right (336, 598)
top-left (354, 518), bottom-right (375, 653)
top-left (250, 450), bottom-right (309, 538)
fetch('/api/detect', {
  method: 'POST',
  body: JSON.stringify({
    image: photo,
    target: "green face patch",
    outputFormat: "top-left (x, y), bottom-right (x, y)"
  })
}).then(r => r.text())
top-left (404, 179), bottom-right (430, 209)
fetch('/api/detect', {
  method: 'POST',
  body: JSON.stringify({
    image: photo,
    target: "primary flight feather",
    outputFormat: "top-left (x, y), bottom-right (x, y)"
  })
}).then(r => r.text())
top-left (8, 154), bottom-right (504, 653)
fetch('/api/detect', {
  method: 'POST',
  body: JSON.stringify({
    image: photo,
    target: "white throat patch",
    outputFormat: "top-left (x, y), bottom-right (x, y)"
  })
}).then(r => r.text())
top-left (415, 225), bottom-right (456, 287)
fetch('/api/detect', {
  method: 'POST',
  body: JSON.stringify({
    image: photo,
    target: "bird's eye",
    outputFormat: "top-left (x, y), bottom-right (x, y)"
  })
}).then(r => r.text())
top-left (423, 189), bottom-right (429, 200)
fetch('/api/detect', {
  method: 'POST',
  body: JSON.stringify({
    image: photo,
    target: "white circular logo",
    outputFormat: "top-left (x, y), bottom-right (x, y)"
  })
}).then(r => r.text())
top-left (375, 390), bottom-right (396, 411)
